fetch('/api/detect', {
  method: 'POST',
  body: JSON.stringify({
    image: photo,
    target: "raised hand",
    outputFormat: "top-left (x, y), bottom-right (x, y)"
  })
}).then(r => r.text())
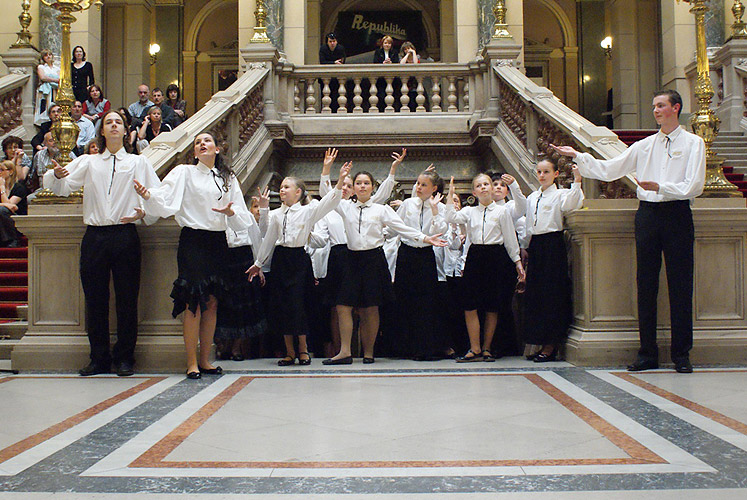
top-left (212, 201), bottom-right (235, 217)
top-left (322, 148), bottom-right (338, 175)
top-left (429, 192), bottom-right (444, 209)
top-left (120, 207), bottom-right (146, 224)
top-left (550, 144), bottom-right (579, 158)
top-left (257, 186), bottom-right (270, 208)
top-left (572, 165), bottom-right (582, 183)
top-left (133, 179), bottom-right (150, 199)
top-left (389, 199), bottom-right (402, 209)
top-left (424, 233), bottom-right (447, 247)
top-left (501, 174), bottom-right (515, 185)
top-left (446, 176), bottom-right (455, 204)
top-left (52, 159), bottom-right (69, 179)
top-left (390, 148), bottom-right (407, 173)
top-left (335, 161), bottom-right (352, 189)
top-left (425, 163), bottom-right (435, 172)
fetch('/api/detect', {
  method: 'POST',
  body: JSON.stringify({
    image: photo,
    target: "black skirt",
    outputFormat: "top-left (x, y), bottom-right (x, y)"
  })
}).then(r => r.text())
top-left (393, 244), bottom-right (444, 357)
top-left (460, 244), bottom-right (516, 312)
top-left (171, 227), bottom-right (229, 317)
top-left (323, 244), bottom-right (349, 306)
top-left (336, 247), bottom-right (394, 307)
top-left (215, 245), bottom-right (267, 341)
top-left (268, 246), bottom-right (315, 337)
top-left (524, 231), bottom-right (572, 345)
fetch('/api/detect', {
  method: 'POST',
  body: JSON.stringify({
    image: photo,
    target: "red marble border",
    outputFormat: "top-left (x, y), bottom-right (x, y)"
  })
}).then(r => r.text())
top-left (615, 371), bottom-right (747, 435)
top-left (131, 374), bottom-right (665, 469)
top-left (0, 376), bottom-right (165, 465)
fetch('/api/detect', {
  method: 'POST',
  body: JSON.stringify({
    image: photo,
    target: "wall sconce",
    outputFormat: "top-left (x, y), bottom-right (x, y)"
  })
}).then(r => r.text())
top-left (600, 36), bottom-right (612, 60)
top-left (149, 43), bottom-right (160, 65)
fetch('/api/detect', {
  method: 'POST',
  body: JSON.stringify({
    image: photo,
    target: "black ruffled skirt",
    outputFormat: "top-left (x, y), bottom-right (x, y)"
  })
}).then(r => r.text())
top-left (215, 245), bottom-right (267, 340)
top-left (171, 227), bottom-right (229, 318)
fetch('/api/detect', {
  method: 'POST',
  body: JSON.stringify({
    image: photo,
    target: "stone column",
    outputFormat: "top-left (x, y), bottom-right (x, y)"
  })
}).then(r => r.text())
top-left (660, 0), bottom-right (697, 113)
top-left (102, 0), bottom-right (153, 113)
top-left (305, 0), bottom-right (320, 64)
top-left (454, 0), bottom-right (479, 63)
top-left (39, 4), bottom-right (61, 56)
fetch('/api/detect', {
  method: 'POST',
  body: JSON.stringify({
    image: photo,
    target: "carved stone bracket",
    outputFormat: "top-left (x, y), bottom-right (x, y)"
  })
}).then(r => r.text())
top-left (498, 79), bottom-right (527, 147)
top-left (0, 86), bottom-right (24, 134)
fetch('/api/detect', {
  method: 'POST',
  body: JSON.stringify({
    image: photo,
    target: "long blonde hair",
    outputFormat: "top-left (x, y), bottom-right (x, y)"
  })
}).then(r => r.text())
top-left (1, 160), bottom-right (18, 188)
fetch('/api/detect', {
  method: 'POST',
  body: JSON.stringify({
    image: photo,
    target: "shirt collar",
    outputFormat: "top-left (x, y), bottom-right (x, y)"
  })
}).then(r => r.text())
top-left (283, 201), bottom-right (302, 212)
top-left (658, 125), bottom-right (683, 142)
top-left (355, 198), bottom-right (373, 208)
top-left (539, 184), bottom-right (558, 195)
top-left (479, 201), bottom-right (497, 211)
top-left (195, 161), bottom-right (213, 174)
top-left (101, 148), bottom-right (128, 161)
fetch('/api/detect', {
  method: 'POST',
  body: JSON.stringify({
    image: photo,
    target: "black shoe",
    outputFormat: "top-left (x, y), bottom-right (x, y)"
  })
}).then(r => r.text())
top-left (186, 371), bottom-right (201, 379)
top-left (322, 356), bottom-right (353, 365)
top-left (278, 356), bottom-right (296, 366)
top-left (674, 359), bottom-right (693, 373)
top-left (533, 351), bottom-right (557, 363)
top-left (198, 365), bottom-right (223, 375)
top-left (231, 353), bottom-right (244, 362)
top-left (116, 361), bottom-right (134, 377)
top-left (362, 357), bottom-right (375, 364)
top-left (79, 362), bottom-right (110, 376)
top-left (298, 352), bottom-right (311, 366)
top-left (627, 358), bottom-right (659, 372)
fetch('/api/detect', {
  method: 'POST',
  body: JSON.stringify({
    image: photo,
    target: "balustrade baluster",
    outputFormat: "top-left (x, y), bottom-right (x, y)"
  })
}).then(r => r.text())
top-left (321, 78), bottom-right (332, 114)
top-left (306, 79), bottom-right (317, 114)
top-left (385, 77), bottom-right (395, 113)
top-left (369, 79), bottom-right (379, 113)
top-left (447, 76), bottom-right (457, 112)
top-left (415, 77), bottom-right (426, 113)
top-left (337, 77), bottom-right (348, 114)
top-left (463, 80), bottom-right (470, 112)
top-left (431, 76), bottom-right (442, 112)
top-left (293, 81), bottom-right (301, 114)
top-left (353, 78), bottom-right (363, 113)
top-left (400, 77), bottom-right (410, 113)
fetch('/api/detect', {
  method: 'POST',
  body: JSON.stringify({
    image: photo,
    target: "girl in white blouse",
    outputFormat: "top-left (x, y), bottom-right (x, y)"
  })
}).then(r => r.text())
top-left (393, 169), bottom-right (448, 360)
top-left (246, 161), bottom-right (350, 366)
top-left (523, 158), bottom-right (584, 362)
top-left (133, 132), bottom-right (256, 379)
top-left (445, 174), bottom-right (525, 362)
top-left (491, 172), bottom-right (527, 223)
top-left (322, 169), bottom-right (447, 365)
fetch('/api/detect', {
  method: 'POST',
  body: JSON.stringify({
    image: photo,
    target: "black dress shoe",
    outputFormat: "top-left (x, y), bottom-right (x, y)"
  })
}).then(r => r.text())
top-left (79, 362), bottom-right (110, 376)
top-left (116, 361), bottom-right (134, 377)
top-left (298, 352), bottom-right (311, 366)
top-left (675, 359), bottom-right (693, 373)
top-left (533, 351), bottom-right (557, 363)
top-left (186, 371), bottom-right (201, 379)
top-left (627, 359), bottom-right (659, 372)
top-left (277, 356), bottom-right (296, 366)
top-left (362, 357), bottom-right (375, 364)
top-left (322, 356), bottom-right (353, 365)
top-left (198, 365), bottom-right (223, 375)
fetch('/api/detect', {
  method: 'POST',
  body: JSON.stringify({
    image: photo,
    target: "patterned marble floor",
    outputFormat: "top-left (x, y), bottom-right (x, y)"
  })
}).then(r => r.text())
top-left (0, 358), bottom-right (745, 499)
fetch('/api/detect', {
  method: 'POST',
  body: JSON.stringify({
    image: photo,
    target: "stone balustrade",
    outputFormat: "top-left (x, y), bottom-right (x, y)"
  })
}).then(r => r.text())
top-left (0, 73), bottom-right (30, 138)
top-left (279, 63), bottom-right (485, 115)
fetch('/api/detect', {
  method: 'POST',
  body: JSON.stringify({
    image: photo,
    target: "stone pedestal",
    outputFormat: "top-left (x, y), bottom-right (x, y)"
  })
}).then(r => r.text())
top-left (482, 39), bottom-right (522, 119)
top-left (0, 46), bottom-right (40, 141)
top-left (565, 198), bottom-right (747, 366)
top-left (714, 39), bottom-right (747, 131)
top-left (12, 214), bottom-right (185, 372)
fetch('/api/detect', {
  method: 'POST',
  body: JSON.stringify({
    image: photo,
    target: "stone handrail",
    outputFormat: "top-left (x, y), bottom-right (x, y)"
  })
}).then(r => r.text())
top-left (494, 65), bottom-right (636, 198)
top-left (0, 72), bottom-right (31, 139)
top-left (142, 64), bottom-right (270, 182)
top-left (279, 62), bottom-right (485, 115)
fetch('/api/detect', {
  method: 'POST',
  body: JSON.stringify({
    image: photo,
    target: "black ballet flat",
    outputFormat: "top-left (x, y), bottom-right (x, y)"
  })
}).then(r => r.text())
top-left (186, 371), bottom-right (201, 380)
top-left (533, 351), bottom-right (557, 363)
top-left (298, 352), bottom-right (311, 366)
top-left (198, 365), bottom-right (223, 375)
top-left (322, 356), bottom-right (353, 365)
top-left (362, 357), bottom-right (375, 364)
top-left (278, 356), bottom-right (296, 366)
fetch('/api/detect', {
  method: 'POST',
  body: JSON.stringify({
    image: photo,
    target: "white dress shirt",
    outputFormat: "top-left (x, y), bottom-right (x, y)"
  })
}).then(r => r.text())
top-left (75, 117), bottom-right (96, 150)
top-left (443, 224), bottom-right (466, 278)
top-left (444, 202), bottom-right (520, 262)
top-left (253, 187), bottom-right (342, 267)
top-left (142, 162), bottom-right (253, 232)
top-left (395, 196), bottom-right (447, 247)
top-left (498, 182), bottom-right (527, 223)
top-left (43, 148), bottom-right (160, 226)
top-left (573, 126), bottom-right (706, 201)
top-left (524, 183), bottom-right (584, 247)
top-left (335, 198), bottom-right (428, 251)
top-left (319, 173), bottom-right (396, 204)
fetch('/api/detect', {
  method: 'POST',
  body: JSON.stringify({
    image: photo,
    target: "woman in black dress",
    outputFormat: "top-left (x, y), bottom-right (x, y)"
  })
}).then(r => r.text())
top-left (71, 46), bottom-right (95, 105)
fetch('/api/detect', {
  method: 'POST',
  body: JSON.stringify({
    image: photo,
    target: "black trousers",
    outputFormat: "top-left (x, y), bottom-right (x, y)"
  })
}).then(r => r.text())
top-left (79, 224), bottom-right (141, 367)
top-left (635, 200), bottom-right (694, 363)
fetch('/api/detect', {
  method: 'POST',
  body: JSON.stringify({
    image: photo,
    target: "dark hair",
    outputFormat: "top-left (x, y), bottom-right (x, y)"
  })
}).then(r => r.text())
top-left (538, 157), bottom-right (559, 172)
top-left (166, 84), bottom-right (180, 101)
top-left (72, 45), bottom-right (86, 62)
top-left (96, 110), bottom-right (132, 154)
top-left (654, 89), bottom-right (683, 117)
top-left (193, 131), bottom-right (234, 191)
top-left (2, 136), bottom-right (23, 156)
top-left (285, 177), bottom-right (309, 205)
top-left (326, 33), bottom-right (337, 42)
top-left (152, 87), bottom-right (163, 95)
top-left (419, 170), bottom-right (444, 195)
top-left (88, 84), bottom-right (104, 101)
top-left (117, 107), bottom-right (133, 128)
top-left (353, 171), bottom-right (376, 187)
top-left (486, 171), bottom-right (505, 183)
top-left (84, 139), bottom-right (99, 155)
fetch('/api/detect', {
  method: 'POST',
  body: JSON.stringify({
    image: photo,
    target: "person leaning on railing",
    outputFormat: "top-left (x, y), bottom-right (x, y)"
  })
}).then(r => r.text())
top-left (319, 33), bottom-right (346, 113)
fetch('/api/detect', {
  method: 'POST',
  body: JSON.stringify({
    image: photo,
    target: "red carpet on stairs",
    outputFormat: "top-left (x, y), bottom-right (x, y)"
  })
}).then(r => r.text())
top-left (0, 237), bottom-right (28, 321)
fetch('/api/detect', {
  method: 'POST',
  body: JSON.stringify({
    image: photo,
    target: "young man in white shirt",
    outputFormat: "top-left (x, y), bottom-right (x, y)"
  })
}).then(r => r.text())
top-left (552, 89), bottom-right (706, 374)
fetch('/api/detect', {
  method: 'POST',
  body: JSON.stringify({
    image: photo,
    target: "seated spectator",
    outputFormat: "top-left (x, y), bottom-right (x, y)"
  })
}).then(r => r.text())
top-left (399, 41), bottom-right (420, 64)
top-left (2, 136), bottom-right (32, 183)
top-left (84, 139), bottom-right (99, 155)
top-left (29, 132), bottom-right (75, 195)
top-left (137, 105), bottom-right (172, 152)
top-left (165, 84), bottom-right (188, 126)
top-left (0, 160), bottom-right (28, 247)
top-left (31, 103), bottom-right (61, 152)
top-left (83, 84), bottom-right (111, 128)
top-left (71, 100), bottom-right (96, 156)
top-left (373, 36), bottom-right (399, 64)
top-left (138, 87), bottom-right (175, 128)
top-left (128, 84), bottom-right (153, 127)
